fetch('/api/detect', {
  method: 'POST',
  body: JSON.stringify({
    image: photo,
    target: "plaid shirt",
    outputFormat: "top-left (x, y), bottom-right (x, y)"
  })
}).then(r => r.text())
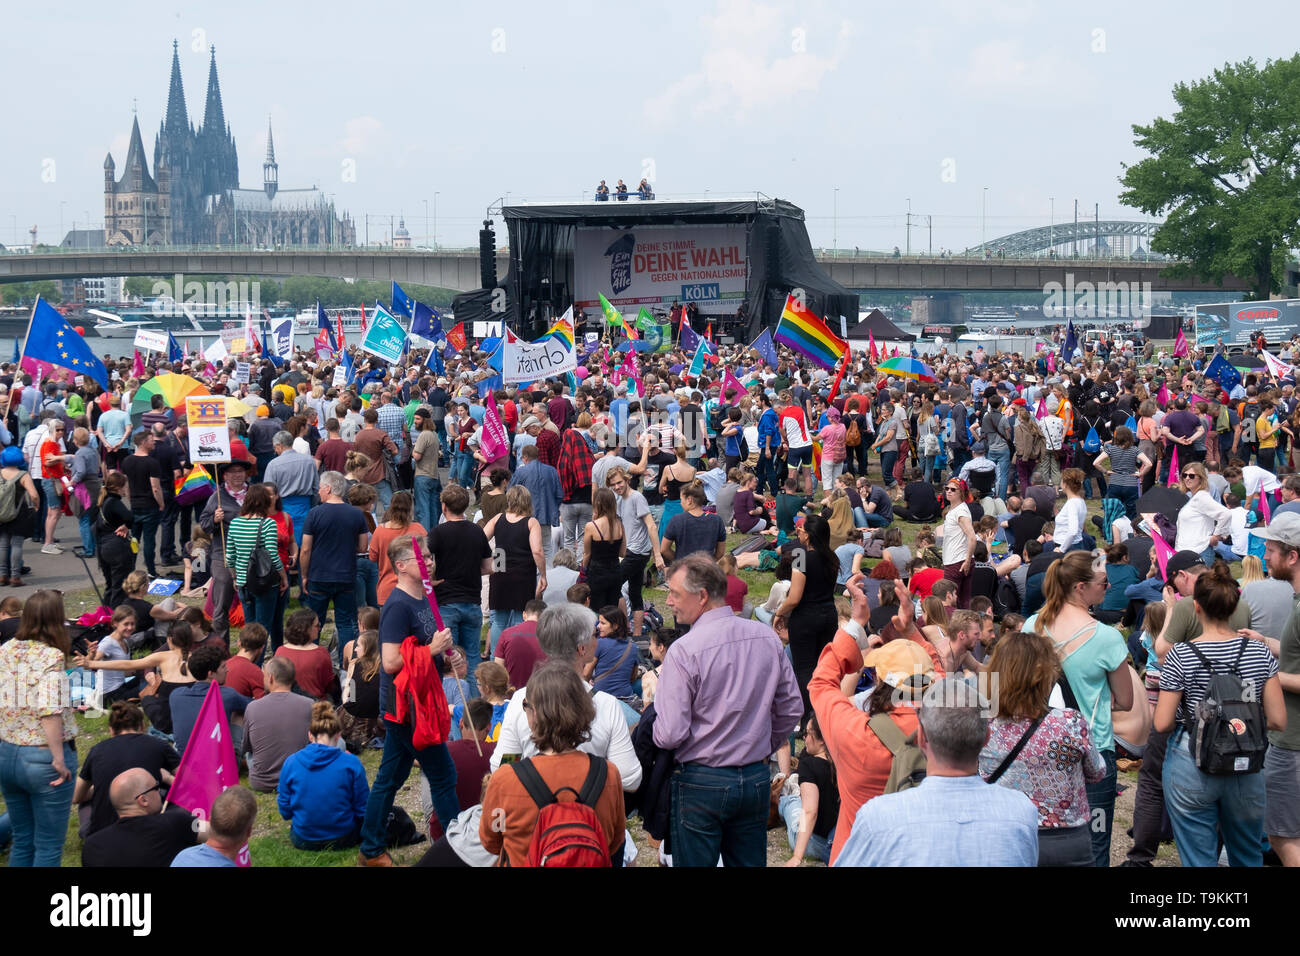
top-left (376, 402), bottom-right (408, 460)
top-left (537, 427), bottom-right (562, 468)
top-left (559, 428), bottom-right (597, 502)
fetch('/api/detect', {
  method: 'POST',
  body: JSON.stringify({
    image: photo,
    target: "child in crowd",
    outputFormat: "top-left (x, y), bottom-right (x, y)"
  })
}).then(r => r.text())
top-left (451, 662), bottom-right (511, 743)
top-left (1098, 542), bottom-right (1139, 626)
top-left (639, 626), bottom-right (680, 708)
top-left (181, 526), bottom-right (212, 597)
top-left (718, 554), bottom-right (748, 614)
top-left (90, 606), bottom-right (140, 704)
top-left (340, 629), bottom-right (383, 751)
top-left (0, 595), bottom-right (22, 643)
top-left (223, 623), bottom-right (269, 698)
top-left (1221, 492), bottom-right (1250, 563)
top-left (1136, 601), bottom-right (1169, 712)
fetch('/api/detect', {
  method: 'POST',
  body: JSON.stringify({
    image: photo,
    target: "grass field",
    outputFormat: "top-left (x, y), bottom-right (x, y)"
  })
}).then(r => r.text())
top-left (2, 457), bottom-right (1182, 867)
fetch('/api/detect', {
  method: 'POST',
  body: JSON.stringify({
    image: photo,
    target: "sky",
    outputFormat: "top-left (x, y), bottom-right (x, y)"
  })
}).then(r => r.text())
top-left (2, 0), bottom-right (1297, 253)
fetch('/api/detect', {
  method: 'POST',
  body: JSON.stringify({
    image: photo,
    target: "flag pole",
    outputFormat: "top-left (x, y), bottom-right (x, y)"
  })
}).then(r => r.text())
top-left (2, 296), bottom-right (39, 421)
top-left (208, 464), bottom-right (227, 565)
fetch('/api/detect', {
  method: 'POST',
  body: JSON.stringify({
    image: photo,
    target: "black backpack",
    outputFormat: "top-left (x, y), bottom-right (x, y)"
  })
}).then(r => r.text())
top-left (1183, 639), bottom-right (1269, 776)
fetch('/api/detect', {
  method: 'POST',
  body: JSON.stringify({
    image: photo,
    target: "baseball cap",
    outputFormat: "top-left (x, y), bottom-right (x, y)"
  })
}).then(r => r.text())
top-left (1165, 550), bottom-right (1206, 586)
top-left (863, 640), bottom-right (935, 690)
top-left (971, 441), bottom-right (988, 454)
top-left (1251, 512), bottom-right (1300, 549)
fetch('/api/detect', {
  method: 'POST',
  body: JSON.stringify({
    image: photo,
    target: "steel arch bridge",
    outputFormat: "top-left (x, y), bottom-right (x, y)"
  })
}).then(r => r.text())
top-left (966, 220), bottom-right (1164, 257)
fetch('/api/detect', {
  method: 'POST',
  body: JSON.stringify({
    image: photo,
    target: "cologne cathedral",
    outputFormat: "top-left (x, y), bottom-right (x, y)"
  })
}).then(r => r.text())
top-left (104, 42), bottom-right (355, 247)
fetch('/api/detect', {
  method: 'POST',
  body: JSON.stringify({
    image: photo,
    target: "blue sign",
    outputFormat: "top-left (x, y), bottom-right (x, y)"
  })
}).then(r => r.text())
top-left (359, 304), bottom-right (408, 364)
top-left (681, 283), bottom-right (720, 302)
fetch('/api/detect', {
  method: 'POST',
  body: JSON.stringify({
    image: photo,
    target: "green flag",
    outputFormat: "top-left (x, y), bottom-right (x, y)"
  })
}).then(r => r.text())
top-left (635, 307), bottom-right (656, 330)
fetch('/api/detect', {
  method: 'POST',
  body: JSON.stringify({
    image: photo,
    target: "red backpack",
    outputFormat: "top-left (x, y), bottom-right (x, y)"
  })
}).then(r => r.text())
top-left (509, 755), bottom-right (611, 867)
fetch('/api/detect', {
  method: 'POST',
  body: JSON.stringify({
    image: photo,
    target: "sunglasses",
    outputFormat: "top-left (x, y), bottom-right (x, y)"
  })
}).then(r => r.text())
top-left (1183, 473), bottom-right (1197, 479)
top-left (135, 783), bottom-right (161, 801)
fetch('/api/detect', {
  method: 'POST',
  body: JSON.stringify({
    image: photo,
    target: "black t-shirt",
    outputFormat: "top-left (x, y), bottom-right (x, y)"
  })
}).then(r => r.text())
top-left (121, 454), bottom-right (163, 511)
top-left (378, 588), bottom-right (441, 716)
top-left (902, 481), bottom-right (939, 519)
top-left (428, 519), bottom-right (492, 605)
top-left (796, 752), bottom-right (840, 839)
top-left (796, 548), bottom-right (836, 606)
top-left (81, 807), bottom-right (198, 867)
top-left (78, 733), bottom-right (182, 834)
top-left (664, 511), bottom-right (726, 559)
top-left (123, 597), bottom-right (155, 636)
top-left (866, 486), bottom-right (893, 521)
top-left (1027, 547), bottom-right (1061, 581)
top-left (302, 502), bottom-right (369, 584)
top-left (0, 617), bottom-right (18, 643)
top-left (154, 440), bottom-right (183, 499)
top-left (1007, 513), bottom-right (1047, 552)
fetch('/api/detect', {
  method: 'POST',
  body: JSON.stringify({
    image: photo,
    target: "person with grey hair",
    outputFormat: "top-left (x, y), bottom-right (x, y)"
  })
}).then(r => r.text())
top-left (654, 553), bottom-right (801, 866)
top-left (300, 469), bottom-right (370, 669)
top-left (265, 428), bottom-right (320, 547)
top-left (491, 602), bottom-right (642, 794)
top-left (239, 656), bottom-right (313, 793)
top-left (834, 677), bottom-right (1039, 867)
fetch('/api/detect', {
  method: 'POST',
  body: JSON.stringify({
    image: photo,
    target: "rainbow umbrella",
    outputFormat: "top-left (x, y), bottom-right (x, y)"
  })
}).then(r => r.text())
top-left (877, 355), bottom-right (936, 382)
top-left (128, 372), bottom-right (208, 423)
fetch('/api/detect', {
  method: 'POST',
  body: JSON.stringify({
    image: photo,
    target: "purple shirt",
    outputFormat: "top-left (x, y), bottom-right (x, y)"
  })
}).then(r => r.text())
top-left (1162, 409), bottom-right (1201, 441)
top-left (652, 606), bottom-right (802, 767)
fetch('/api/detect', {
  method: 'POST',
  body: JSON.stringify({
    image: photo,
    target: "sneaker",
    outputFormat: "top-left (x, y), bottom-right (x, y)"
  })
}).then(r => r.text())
top-left (40, 545), bottom-right (63, 555)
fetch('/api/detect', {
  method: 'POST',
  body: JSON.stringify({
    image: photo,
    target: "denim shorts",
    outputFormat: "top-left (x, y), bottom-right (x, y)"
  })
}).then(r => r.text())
top-left (42, 478), bottom-right (61, 501)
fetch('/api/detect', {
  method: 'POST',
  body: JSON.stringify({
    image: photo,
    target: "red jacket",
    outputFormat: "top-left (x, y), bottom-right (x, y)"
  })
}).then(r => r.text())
top-left (386, 635), bottom-right (451, 748)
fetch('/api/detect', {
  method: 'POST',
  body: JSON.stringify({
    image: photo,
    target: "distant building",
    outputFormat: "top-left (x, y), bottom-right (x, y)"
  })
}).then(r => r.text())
top-left (393, 217), bottom-right (412, 249)
top-left (103, 41), bottom-right (355, 247)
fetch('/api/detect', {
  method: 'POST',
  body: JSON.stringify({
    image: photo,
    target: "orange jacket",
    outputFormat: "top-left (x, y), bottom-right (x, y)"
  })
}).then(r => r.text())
top-left (809, 627), bottom-right (943, 865)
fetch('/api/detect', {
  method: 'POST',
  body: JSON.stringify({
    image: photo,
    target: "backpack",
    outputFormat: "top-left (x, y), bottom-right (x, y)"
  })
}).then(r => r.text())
top-left (0, 473), bottom-right (22, 525)
top-left (1082, 419), bottom-right (1101, 454)
top-left (1239, 402), bottom-right (1260, 443)
top-left (867, 713), bottom-right (927, 793)
top-left (1183, 640), bottom-right (1268, 776)
top-left (510, 754), bottom-right (611, 867)
top-left (245, 518), bottom-right (280, 594)
top-left (845, 418), bottom-right (861, 447)
top-left (993, 575), bottom-right (1020, 619)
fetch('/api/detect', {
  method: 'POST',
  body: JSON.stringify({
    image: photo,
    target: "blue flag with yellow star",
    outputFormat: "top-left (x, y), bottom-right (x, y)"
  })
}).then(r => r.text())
top-left (25, 297), bottom-right (108, 388)
top-left (167, 331), bottom-right (185, 363)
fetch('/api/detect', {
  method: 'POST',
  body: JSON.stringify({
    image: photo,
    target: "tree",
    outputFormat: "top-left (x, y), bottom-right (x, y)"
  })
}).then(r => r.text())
top-left (123, 277), bottom-right (155, 299)
top-left (1120, 56), bottom-right (1300, 300)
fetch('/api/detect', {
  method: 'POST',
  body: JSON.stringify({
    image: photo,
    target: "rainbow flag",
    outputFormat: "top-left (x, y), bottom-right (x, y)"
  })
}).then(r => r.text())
top-left (774, 294), bottom-right (847, 371)
top-left (174, 464), bottom-right (215, 507)
top-left (599, 293), bottom-right (637, 340)
top-left (541, 306), bottom-right (575, 348)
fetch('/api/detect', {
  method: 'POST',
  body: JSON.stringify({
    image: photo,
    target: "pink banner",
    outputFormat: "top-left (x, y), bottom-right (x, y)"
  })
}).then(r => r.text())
top-left (1047, 351), bottom-right (1056, 373)
top-left (481, 392), bottom-right (510, 462)
top-left (19, 355), bottom-right (73, 384)
top-left (721, 368), bottom-right (747, 405)
top-left (1261, 488), bottom-right (1272, 523)
top-left (165, 681), bottom-right (247, 865)
top-left (1167, 444), bottom-right (1180, 488)
top-left (1157, 384), bottom-right (1171, 407)
top-left (1151, 530), bottom-right (1175, 581)
top-left (1173, 327), bottom-right (1189, 358)
top-left (1035, 397), bottom-right (1048, 420)
top-left (132, 349), bottom-right (145, 378)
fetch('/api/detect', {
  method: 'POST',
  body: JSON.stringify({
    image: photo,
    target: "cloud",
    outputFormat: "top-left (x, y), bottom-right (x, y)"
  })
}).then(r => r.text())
top-left (961, 39), bottom-right (1056, 91)
top-left (643, 0), bottom-right (852, 125)
top-left (340, 116), bottom-right (384, 155)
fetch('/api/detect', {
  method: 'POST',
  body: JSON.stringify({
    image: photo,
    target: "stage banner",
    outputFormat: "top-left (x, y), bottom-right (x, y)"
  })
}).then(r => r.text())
top-left (574, 224), bottom-right (747, 316)
top-left (501, 328), bottom-right (576, 384)
top-left (186, 395), bottom-right (231, 464)
top-left (360, 304), bottom-right (408, 363)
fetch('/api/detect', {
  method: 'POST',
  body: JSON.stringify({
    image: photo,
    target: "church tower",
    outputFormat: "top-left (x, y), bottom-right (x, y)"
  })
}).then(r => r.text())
top-left (198, 45), bottom-right (240, 209)
top-left (104, 114), bottom-right (169, 245)
top-left (155, 40), bottom-right (198, 245)
top-left (263, 117), bottom-right (278, 201)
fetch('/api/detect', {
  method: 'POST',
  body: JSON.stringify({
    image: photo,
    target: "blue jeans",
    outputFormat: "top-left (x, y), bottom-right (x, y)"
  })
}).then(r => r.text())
top-left (670, 761), bottom-right (769, 867)
top-left (282, 495), bottom-right (311, 547)
top-left (878, 450), bottom-right (898, 487)
top-left (1107, 483), bottom-right (1139, 521)
top-left (488, 608), bottom-right (522, 658)
top-left (861, 512), bottom-right (890, 528)
top-left (779, 791), bottom-right (832, 864)
top-left (852, 507), bottom-right (870, 527)
top-left (240, 585), bottom-right (281, 645)
top-left (1202, 542), bottom-right (1239, 566)
top-left (131, 506), bottom-right (162, 576)
top-left (304, 579), bottom-right (359, 668)
top-left (1163, 729), bottom-right (1265, 866)
top-left (359, 719), bottom-right (459, 858)
top-left (77, 511), bottom-right (96, 556)
top-left (354, 557), bottom-right (379, 610)
top-left (1085, 748), bottom-right (1117, 867)
top-left (441, 602), bottom-right (483, 696)
top-left (989, 448), bottom-right (1011, 500)
top-left (756, 450), bottom-right (780, 498)
top-left (413, 475), bottom-right (441, 533)
top-left (374, 480), bottom-right (394, 520)
top-left (0, 740), bottom-right (77, 867)
top-left (0, 532), bottom-right (25, 580)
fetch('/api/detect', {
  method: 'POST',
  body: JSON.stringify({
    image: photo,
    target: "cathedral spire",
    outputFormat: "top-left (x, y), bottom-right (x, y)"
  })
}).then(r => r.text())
top-left (263, 116), bottom-right (278, 201)
top-left (122, 115), bottom-right (156, 191)
top-left (202, 44), bottom-right (227, 138)
top-left (164, 39), bottom-right (189, 134)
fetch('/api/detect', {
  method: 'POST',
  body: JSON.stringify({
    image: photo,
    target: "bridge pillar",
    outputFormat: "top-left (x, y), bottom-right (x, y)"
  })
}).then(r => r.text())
top-left (911, 294), bottom-right (963, 326)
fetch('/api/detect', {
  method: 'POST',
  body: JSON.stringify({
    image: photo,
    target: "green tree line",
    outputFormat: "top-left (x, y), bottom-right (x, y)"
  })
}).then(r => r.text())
top-left (122, 275), bottom-right (457, 309)
top-left (1, 281), bottom-right (62, 306)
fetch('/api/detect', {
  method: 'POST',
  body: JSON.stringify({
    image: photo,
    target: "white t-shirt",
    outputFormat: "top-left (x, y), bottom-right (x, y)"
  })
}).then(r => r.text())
top-left (1053, 496), bottom-right (1087, 549)
top-left (1242, 465), bottom-right (1281, 497)
top-left (942, 503), bottom-right (972, 566)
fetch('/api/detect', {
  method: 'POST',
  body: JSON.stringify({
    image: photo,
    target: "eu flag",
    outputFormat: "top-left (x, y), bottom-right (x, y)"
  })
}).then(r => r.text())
top-left (679, 321), bottom-right (701, 353)
top-left (167, 331), bottom-right (185, 363)
top-left (391, 281), bottom-right (414, 318)
top-left (1204, 353), bottom-right (1242, 392)
top-left (316, 301), bottom-right (330, 335)
top-left (750, 327), bottom-right (778, 367)
top-left (1061, 318), bottom-right (1077, 363)
top-left (411, 301), bottom-right (440, 339)
top-left (25, 298), bottom-right (109, 388)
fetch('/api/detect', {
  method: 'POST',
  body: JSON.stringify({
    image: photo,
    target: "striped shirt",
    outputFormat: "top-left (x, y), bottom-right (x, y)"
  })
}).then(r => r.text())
top-left (226, 516), bottom-right (283, 588)
top-left (1161, 636), bottom-right (1278, 724)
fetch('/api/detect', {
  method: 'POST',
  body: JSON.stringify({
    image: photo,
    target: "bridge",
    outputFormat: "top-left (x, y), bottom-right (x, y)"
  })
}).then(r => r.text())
top-left (0, 244), bottom-right (1251, 294)
top-left (964, 220), bottom-right (1163, 258)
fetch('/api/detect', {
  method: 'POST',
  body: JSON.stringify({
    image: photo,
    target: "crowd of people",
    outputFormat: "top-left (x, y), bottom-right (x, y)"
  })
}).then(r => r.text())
top-left (0, 322), bottom-right (1298, 869)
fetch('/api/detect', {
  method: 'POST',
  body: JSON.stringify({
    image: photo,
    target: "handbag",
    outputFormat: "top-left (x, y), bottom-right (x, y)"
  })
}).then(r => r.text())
top-left (246, 518), bottom-right (281, 594)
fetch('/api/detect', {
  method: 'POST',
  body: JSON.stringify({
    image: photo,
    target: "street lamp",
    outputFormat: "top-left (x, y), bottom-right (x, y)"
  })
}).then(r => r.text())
top-left (433, 192), bottom-right (439, 251)
top-left (981, 187), bottom-right (988, 256)
top-left (423, 198), bottom-right (429, 249)
top-left (1049, 197), bottom-right (1054, 257)
top-left (833, 187), bottom-right (839, 257)
top-left (906, 197), bottom-right (911, 256)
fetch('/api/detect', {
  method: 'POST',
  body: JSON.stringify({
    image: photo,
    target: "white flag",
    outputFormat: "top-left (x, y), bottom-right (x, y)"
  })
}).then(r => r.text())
top-left (204, 338), bottom-right (228, 363)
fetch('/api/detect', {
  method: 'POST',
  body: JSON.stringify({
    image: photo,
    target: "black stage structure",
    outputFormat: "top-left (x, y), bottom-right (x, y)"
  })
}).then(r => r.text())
top-left (453, 195), bottom-right (858, 343)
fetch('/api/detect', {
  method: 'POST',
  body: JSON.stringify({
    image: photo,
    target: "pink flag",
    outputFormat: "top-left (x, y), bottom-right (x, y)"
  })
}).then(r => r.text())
top-left (1151, 530), bottom-right (1175, 581)
top-left (20, 355), bottom-right (72, 384)
top-left (1157, 383), bottom-right (1171, 406)
top-left (1166, 444), bottom-right (1181, 488)
top-left (165, 681), bottom-right (248, 866)
top-left (721, 368), bottom-right (747, 405)
top-left (868, 331), bottom-right (879, 364)
top-left (481, 392), bottom-right (510, 462)
top-left (1047, 351), bottom-right (1056, 373)
top-left (132, 349), bottom-right (145, 378)
top-left (1035, 396), bottom-right (1049, 420)
top-left (1173, 327), bottom-right (1189, 358)
top-left (1261, 488), bottom-right (1272, 523)
top-left (203, 362), bottom-right (218, 379)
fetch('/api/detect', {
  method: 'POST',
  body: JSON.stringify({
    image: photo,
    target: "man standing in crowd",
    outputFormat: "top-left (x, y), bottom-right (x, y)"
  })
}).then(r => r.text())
top-left (654, 554), bottom-right (801, 866)
top-left (300, 471), bottom-right (369, 668)
top-left (265, 429), bottom-right (320, 546)
top-left (354, 408), bottom-right (400, 518)
top-left (122, 429), bottom-right (164, 577)
top-left (509, 444), bottom-right (562, 567)
top-left (427, 484), bottom-right (494, 695)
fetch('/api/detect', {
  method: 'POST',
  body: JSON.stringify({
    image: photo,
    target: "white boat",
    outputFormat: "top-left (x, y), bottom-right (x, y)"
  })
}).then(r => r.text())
top-left (87, 308), bottom-right (163, 338)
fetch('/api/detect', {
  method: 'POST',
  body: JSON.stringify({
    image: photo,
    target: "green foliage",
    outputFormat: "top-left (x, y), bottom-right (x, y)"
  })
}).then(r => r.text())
top-left (1, 281), bottom-right (62, 305)
top-left (277, 277), bottom-right (456, 310)
top-left (123, 277), bottom-right (155, 298)
top-left (1119, 55), bottom-right (1300, 300)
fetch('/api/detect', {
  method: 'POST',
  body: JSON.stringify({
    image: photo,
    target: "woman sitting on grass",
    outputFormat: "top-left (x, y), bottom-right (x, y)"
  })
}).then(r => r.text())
top-left (277, 701), bottom-right (370, 851)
